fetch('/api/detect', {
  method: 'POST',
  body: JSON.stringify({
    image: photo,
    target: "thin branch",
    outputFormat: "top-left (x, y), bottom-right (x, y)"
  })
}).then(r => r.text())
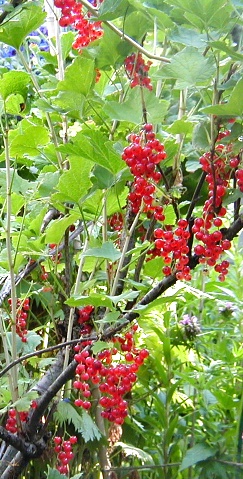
top-left (80, 0), bottom-right (170, 63)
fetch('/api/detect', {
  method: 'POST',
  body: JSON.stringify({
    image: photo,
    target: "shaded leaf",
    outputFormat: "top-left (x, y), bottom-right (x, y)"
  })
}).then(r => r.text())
top-left (180, 444), bottom-right (216, 471)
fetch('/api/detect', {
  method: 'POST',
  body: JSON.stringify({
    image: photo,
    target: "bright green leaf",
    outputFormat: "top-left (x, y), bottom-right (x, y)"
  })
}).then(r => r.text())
top-left (45, 213), bottom-right (80, 244)
top-left (82, 241), bottom-right (121, 262)
top-left (92, 341), bottom-right (111, 354)
top-left (57, 56), bottom-right (95, 96)
top-left (156, 47), bottom-right (215, 88)
top-left (0, 5), bottom-right (46, 49)
top-left (54, 156), bottom-right (93, 204)
top-left (0, 71), bottom-right (29, 102)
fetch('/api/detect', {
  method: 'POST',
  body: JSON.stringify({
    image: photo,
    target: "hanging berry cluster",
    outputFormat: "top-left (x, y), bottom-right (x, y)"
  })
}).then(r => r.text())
top-left (124, 52), bottom-right (153, 90)
top-left (153, 220), bottom-right (191, 280)
top-left (122, 123), bottom-right (166, 217)
top-left (54, 0), bottom-right (103, 50)
top-left (5, 409), bottom-right (28, 434)
top-left (73, 324), bottom-right (149, 424)
top-left (8, 298), bottom-right (30, 342)
top-left (192, 129), bottom-right (242, 281)
top-left (54, 435), bottom-right (77, 475)
top-left (77, 304), bottom-right (94, 336)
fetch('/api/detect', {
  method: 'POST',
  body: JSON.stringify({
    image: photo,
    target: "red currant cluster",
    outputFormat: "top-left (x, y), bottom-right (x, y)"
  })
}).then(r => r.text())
top-left (54, 435), bottom-right (77, 475)
top-left (122, 123), bottom-right (166, 217)
top-left (108, 213), bottom-right (124, 232)
top-left (5, 408), bottom-right (28, 434)
top-left (54, 0), bottom-right (103, 50)
top-left (77, 305), bottom-right (94, 336)
top-left (8, 298), bottom-right (30, 342)
top-left (191, 131), bottom-right (241, 280)
top-left (152, 219), bottom-right (191, 280)
top-left (73, 326), bottom-right (149, 424)
top-left (124, 53), bottom-right (153, 90)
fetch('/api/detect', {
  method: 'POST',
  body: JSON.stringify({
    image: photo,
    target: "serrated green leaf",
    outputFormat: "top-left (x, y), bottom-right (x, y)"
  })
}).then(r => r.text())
top-left (54, 156), bottom-right (93, 204)
top-left (9, 123), bottom-right (50, 158)
top-left (0, 5), bottom-right (46, 49)
top-left (57, 56), bottom-right (95, 96)
top-left (79, 410), bottom-right (102, 442)
top-left (169, 26), bottom-right (207, 48)
top-left (82, 242), bottom-right (121, 262)
top-left (180, 443), bottom-right (216, 471)
top-left (156, 47), bottom-right (215, 88)
top-left (0, 71), bottom-right (29, 102)
top-left (104, 89), bottom-right (169, 124)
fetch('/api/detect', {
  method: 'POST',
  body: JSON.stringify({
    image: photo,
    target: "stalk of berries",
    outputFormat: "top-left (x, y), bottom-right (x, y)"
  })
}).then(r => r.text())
top-left (54, 0), bottom-right (103, 51)
top-left (191, 129), bottom-right (242, 281)
top-left (124, 52), bottom-right (153, 90)
top-left (5, 401), bottom-right (37, 434)
top-left (152, 219), bottom-right (191, 280)
top-left (8, 298), bottom-right (30, 342)
top-left (73, 324), bottom-right (149, 425)
top-left (54, 435), bottom-right (77, 475)
top-left (122, 123), bottom-right (166, 218)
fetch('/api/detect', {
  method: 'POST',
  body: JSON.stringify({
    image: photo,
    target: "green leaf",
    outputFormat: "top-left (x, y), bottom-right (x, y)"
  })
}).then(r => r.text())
top-left (52, 91), bottom-right (85, 118)
top-left (167, 0), bottom-right (233, 31)
top-left (104, 89), bottom-right (169, 124)
top-left (116, 442), bottom-right (154, 463)
top-left (202, 78), bottom-right (243, 117)
top-left (54, 156), bottom-right (93, 204)
top-left (66, 294), bottom-right (114, 309)
top-left (46, 466), bottom-right (67, 479)
top-left (167, 118), bottom-right (194, 135)
top-left (98, 0), bottom-right (130, 20)
top-left (57, 56), bottom-right (95, 96)
top-left (209, 40), bottom-right (243, 62)
top-left (55, 401), bottom-right (102, 442)
top-left (107, 291), bottom-right (140, 304)
top-left (143, 257), bottom-right (164, 279)
top-left (79, 410), bottom-right (102, 442)
top-left (82, 242), bottom-right (122, 262)
top-left (0, 4), bottom-right (46, 49)
top-left (9, 122), bottom-right (50, 158)
top-left (156, 47), bottom-right (215, 89)
top-left (92, 341), bottom-right (111, 354)
top-left (180, 444), bottom-right (216, 471)
top-left (169, 26), bottom-right (207, 48)
top-left (0, 71), bottom-right (29, 102)
top-left (45, 213), bottom-right (80, 244)
top-left (61, 31), bottom-right (76, 60)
